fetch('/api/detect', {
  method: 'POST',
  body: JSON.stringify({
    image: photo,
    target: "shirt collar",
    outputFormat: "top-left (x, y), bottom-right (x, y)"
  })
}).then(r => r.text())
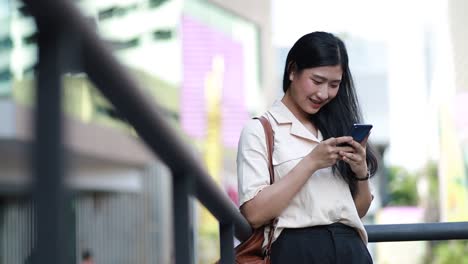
top-left (268, 100), bottom-right (322, 142)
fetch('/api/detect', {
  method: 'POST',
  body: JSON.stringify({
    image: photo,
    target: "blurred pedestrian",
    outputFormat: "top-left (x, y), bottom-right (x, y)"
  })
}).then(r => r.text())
top-left (81, 249), bottom-right (94, 264)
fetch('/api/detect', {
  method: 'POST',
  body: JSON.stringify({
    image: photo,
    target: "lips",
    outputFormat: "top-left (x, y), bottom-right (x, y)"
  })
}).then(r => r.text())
top-left (309, 98), bottom-right (323, 108)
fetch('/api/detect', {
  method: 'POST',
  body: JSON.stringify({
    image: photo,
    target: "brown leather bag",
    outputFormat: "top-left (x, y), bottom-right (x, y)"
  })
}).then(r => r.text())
top-left (218, 116), bottom-right (277, 264)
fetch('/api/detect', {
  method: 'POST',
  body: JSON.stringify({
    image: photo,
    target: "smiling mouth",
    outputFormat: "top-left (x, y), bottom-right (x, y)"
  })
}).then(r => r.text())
top-left (309, 98), bottom-right (323, 107)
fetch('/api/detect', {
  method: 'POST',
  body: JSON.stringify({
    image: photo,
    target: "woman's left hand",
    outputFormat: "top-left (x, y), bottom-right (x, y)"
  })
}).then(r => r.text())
top-left (339, 135), bottom-right (369, 178)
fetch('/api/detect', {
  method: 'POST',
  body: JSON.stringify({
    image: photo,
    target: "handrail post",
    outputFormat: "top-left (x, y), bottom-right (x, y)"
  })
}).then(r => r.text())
top-left (172, 174), bottom-right (194, 264)
top-left (32, 26), bottom-right (69, 263)
top-left (219, 223), bottom-right (235, 264)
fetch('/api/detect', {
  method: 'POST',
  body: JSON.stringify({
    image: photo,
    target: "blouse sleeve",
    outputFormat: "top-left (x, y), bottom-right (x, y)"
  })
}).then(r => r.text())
top-left (237, 119), bottom-right (270, 207)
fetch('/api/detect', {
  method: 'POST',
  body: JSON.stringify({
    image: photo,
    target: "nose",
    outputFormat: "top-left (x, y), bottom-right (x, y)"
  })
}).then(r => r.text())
top-left (317, 86), bottom-right (329, 101)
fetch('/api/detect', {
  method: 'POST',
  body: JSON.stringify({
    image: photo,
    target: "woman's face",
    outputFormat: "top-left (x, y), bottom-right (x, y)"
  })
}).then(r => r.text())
top-left (285, 65), bottom-right (343, 117)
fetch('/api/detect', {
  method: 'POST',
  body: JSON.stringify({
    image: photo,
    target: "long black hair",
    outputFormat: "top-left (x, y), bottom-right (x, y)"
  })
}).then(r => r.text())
top-left (283, 31), bottom-right (378, 196)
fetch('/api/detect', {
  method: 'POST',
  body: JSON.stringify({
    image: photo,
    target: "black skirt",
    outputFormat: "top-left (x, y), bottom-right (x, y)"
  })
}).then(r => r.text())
top-left (270, 223), bottom-right (373, 264)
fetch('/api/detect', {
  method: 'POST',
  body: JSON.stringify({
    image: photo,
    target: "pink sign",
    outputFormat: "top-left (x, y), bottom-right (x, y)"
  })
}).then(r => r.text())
top-left (181, 15), bottom-right (248, 148)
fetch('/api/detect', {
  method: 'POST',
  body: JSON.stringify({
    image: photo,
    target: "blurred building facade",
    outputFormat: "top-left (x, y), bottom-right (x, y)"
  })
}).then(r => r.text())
top-left (0, 0), bottom-right (274, 263)
top-left (438, 0), bottom-right (468, 222)
top-left (1, 0), bottom-right (175, 259)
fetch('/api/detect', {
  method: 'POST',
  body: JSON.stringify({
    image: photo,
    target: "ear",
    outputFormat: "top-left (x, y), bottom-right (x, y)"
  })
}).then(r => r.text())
top-left (287, 61), bottom-right (297, 81)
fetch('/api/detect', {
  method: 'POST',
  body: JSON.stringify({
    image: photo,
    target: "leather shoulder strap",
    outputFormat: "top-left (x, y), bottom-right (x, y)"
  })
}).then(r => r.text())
top-left (255, 116), bottom-right (277, 258)
top-left (256, 116), bottom-right (274, 184)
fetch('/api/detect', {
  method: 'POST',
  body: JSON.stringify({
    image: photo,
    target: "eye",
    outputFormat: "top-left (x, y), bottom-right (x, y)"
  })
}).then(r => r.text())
top-left (312, 79), bottom-right (323, 85)
top-left (330, 83), bottom-right (340, 89)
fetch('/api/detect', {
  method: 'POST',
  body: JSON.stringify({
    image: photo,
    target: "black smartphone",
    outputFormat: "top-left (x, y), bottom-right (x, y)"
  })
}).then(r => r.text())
top-left (347, 124), bottom-right (373, 143)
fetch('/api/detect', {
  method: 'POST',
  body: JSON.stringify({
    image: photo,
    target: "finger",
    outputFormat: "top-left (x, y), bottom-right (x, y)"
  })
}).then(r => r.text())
top-left (341, 155), bottom-right (356, 165)
top-left (347, 139), bottom-right (360, 149)
top-left (340, 151), bottom-right (362, 163)
top-left (323, 137), bottom-right (337, 146)
top-left (334, 136), bottom-right (353, 146)
top-left (336, 146), bottom-right (355, 153)
top-left (348, 139), bottom-right (366, 154)
top-left (342, 156), bottom-right (360, 167)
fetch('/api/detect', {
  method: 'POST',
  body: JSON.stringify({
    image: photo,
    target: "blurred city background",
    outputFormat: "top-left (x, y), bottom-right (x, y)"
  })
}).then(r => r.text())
top-left (0, 0), bottom-right (467, 263)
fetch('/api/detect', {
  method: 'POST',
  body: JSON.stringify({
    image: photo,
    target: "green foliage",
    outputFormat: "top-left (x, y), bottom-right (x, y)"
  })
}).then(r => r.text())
top-left (432, 240), bottom-right (468, 264)
top-left (386, 166), bottom-right (419, 206)
top-left (422, 162), bottom-right (468, 264)
top-left (149, 0), bottom-right (169, 8)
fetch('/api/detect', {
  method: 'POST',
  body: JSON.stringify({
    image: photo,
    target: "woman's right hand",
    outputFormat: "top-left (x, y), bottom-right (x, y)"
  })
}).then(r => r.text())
top-left (306, 136), bottom-right (354, 171)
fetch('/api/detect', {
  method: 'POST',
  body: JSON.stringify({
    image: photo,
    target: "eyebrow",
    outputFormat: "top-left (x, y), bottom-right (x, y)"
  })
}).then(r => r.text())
top-left (312, 74), bottom-right (342, 82)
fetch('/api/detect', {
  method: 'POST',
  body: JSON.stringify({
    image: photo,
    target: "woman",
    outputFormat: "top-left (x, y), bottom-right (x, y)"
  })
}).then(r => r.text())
top-left (237, 31), bottom-right (378, 263)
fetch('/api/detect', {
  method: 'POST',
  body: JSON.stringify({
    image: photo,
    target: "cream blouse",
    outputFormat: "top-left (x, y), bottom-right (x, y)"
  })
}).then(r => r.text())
top-left (237, 100), bottom-right (369, 245)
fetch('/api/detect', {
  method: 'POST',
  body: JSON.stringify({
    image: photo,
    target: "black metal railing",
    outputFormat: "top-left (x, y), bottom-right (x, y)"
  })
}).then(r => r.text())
top-left (22, 0), bottom-right (468, 263)
top-left (367, 222), bottom-right (468, 242)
